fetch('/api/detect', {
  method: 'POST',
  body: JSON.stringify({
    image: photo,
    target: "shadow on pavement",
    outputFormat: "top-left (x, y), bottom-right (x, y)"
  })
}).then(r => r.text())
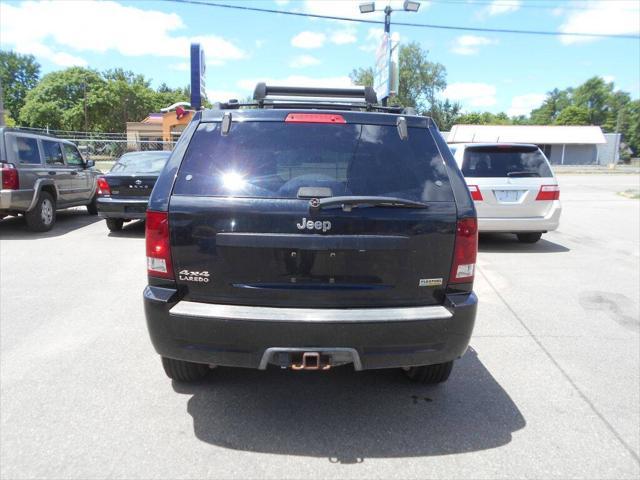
top-left (479, 233), bottom-right (570, 253)
top-left (106, 220), bottom-right (145, 238)
top-left (173, 348), bottom-right (525, 463)
top-left (0, 209), bottom-right (101, 240)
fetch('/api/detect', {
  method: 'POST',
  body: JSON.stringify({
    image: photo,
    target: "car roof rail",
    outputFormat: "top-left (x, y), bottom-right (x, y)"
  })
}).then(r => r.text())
top-left (253, 82), bottom-right (378, 106)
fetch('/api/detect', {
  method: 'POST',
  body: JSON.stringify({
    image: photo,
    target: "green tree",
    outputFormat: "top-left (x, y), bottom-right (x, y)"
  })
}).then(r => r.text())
top-left (19, 67), bottom-right (108, 131)
top-left (100, 69), bottom-right (157, 131)
top-left (555, 105), bottom-right (591, 125)
top-left (573, 76), bottom-right (613, 125)
top-left (429, 99), bottom-right (462, 131)
top-left (530, 88), bottom-right (572, 124)
top-left (0, 50), bottom-right (40, 122)
top-left (350, 42), bottom-right (446, 114)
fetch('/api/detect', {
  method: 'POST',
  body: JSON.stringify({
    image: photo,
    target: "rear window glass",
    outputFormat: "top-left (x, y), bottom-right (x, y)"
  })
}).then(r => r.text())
top-left (110, 152), bottom-right (171, 174)
top-left (462, 145), bottom-right (553, 178)
top-left (7, 135), bottom-right (40, 164)
top-left (42, 140), bottom-right (64, 165)
top-left (173, 122), bottom-right (453, 202)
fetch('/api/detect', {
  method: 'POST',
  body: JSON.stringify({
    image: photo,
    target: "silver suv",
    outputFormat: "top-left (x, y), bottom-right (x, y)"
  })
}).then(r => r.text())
top-left (0, 128), bottom-right (100, 231)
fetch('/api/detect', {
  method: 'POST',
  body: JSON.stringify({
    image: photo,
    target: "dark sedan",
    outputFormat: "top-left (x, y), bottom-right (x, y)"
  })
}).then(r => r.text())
top-left (96, 150), bottom-right (171, 232)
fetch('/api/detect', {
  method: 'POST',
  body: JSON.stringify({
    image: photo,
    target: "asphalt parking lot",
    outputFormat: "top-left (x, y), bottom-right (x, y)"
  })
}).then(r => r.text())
top-left (1, 174), bottom-right (639, 479)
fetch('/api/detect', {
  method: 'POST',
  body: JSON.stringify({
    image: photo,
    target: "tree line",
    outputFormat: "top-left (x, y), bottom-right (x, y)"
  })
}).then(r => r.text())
top-left (2, 47), bottom-right (638, 156)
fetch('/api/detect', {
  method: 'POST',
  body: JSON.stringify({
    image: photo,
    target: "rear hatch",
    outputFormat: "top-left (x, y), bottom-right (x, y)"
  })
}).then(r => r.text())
top-left (461, 144), bottom-right (557, 218)
top-left (168, 115), bottom-right (459, 308)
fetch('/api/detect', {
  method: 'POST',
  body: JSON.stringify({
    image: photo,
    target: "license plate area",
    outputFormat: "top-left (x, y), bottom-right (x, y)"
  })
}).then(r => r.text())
top-left (494, 190), bottom-right (524, 202)
top-left (124, 205), bottom-right (146, 214)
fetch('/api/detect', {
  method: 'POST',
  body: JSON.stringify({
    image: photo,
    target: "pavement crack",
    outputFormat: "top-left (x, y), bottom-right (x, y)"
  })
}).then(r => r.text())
top-left (477, 266), bottom-right (640, 464)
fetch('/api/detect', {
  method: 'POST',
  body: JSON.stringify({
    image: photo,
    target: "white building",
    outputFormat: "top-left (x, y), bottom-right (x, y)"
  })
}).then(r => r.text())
top-left (446, 125), bottom-right (609, 165)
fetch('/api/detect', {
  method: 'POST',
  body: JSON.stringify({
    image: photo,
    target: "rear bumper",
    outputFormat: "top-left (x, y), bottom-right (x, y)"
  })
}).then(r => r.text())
top-left (97, 197), bottom-right (148, 219)
top-left (143, 286), bottom-right (478, 370)
top-left (478, 200), bottom-right (561, 232)
top-left (0, 189), bottom-right (35, 213)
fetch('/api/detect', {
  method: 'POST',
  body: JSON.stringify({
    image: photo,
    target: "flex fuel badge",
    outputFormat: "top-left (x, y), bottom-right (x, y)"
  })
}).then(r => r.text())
top-left (419, 278), bottom-right (443, 287)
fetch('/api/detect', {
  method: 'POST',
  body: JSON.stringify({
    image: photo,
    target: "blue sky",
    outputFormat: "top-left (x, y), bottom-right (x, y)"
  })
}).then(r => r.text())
top-left (1, 0), bottom-right (638, 116)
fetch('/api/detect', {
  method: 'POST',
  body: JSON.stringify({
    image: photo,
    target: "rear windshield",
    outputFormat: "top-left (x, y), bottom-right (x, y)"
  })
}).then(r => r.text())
top-left (110, 151), bottom-right (171, 174)
top-left (462, 145), bottom-right (553, 178)
top-left (173, 121), bottom-right (454, 202)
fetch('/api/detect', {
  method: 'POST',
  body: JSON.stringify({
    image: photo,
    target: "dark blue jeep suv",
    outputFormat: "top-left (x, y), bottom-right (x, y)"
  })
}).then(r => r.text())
top-left (143, 84), bottom-right (478, 384)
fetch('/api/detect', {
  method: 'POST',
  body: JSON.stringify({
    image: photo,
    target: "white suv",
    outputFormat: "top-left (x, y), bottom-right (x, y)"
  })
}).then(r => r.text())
top-left (449, 143), bottom-right (561, 243)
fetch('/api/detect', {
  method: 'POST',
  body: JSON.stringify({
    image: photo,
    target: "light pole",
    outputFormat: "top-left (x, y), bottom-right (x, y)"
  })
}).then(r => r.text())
top-left (359, 1), bottom-right (421, 105)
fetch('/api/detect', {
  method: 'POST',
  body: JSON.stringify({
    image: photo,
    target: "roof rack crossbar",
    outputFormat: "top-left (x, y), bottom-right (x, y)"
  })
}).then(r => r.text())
top-left (253, 82), bottom-right (377, 105)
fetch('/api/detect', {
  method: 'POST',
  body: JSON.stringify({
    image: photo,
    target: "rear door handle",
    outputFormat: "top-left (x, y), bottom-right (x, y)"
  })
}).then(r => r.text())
top-left (70, 171), bottom-right (78, 175)
top-left (48, 171), bottom-right (57, 175)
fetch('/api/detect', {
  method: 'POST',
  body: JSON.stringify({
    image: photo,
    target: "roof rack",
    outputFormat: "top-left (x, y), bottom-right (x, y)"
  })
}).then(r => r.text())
top-left (253, 82), bottom-right (377, 105)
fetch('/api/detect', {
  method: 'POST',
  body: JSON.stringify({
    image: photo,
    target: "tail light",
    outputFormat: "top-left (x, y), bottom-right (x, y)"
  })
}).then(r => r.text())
top-left (96, 177), bottom-right (111, 196)
top-left (449, 218), bottom-right (478, 284)
top-left (467, 185), bottom-right (483, 201)
top-left (1, 163), bottom-right (19, 190)
top-left (285, 113), bottom-right (346, 124)
top-left (146, 210), bottom-right (173, 279)
top-left (536, 185), bottom-right (560, 201)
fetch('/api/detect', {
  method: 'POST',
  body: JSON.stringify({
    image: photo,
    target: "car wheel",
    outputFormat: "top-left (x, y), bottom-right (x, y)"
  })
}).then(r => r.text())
top-left (516, 232), bottom-right (542, 243)
top-left (404, 361), bottom-right (453, 384)
top-left (86, 195), bottom-right (98, 215)
top-left (105, 218), bottom-right (124, 231)
top-left (25, 192), bottom-right (56, 232)
top-left (161, 357), bottom-right (209, 382)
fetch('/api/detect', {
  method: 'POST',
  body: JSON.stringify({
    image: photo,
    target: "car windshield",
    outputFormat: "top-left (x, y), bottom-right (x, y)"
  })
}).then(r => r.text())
top-left (461, 145), bottom-right (553, 178)
top-left (173, 121), bottom-right (454, 202)
top-left (110, 151), bottom-right (171, 174)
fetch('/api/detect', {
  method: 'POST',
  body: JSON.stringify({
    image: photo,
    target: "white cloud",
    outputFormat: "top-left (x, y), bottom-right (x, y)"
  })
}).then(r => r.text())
top-left (50, 52), bottom-right (88, 67)
top-left (444, 83), bottom-right (497, 108)
top-left (0, 1), bottom-right (246, 64)
top-left (559, 1), bottom-right (640, 44)
top-left (291, 31), bottom-right (326, 49)
top-left (360, 28), bottom-right (384, 52)
top-left (507, 93), bottom-right (545, 117)
top-left (451, 35), bottom-right (497, 55)
top-left (486, 0), bottom-right (521, 16)
top-left (289, 55), bottom-right (321, 68)
top-left (237, 76), bottom-right (353, 95)
top-left (169, 63), bottom-right (190, 72)
top-left (330, 30), bottom-right (357, 45)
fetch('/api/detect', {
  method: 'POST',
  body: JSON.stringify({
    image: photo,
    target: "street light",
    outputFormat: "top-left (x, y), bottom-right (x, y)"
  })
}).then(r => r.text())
top-left (359, 2), bottom-right (375, 14)
top-left (359, 1), bottom-right (422, 33)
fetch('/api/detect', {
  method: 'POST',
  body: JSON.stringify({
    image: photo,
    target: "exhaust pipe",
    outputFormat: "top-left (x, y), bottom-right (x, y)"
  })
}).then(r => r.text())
top-left (291, 352), bottom-right (331, 370)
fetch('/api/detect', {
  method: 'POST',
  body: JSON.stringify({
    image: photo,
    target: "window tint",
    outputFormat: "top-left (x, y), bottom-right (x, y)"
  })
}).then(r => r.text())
top-left (63, 144), bottom-right (84, 166)
top-left (110, 152), bottom-right (171, 174)
top-left (8, 135), bottom-right (41, 164)
top-left (42, 140), bottom-right (64, 166)
top-left (173, 122), bottom-right (454, 202)
top-left (462, 145), bottom-right (553, 178)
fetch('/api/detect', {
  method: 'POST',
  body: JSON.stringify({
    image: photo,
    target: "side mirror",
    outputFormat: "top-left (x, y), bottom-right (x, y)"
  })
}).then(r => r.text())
top-left (86, 159), bottom-right (95, 168)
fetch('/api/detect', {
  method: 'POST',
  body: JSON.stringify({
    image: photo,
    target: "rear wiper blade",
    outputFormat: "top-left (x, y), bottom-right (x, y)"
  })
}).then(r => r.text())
top-left (310, 196), bottom-right (428, 211)
top-left (507, 171), bottom-right (540, 177)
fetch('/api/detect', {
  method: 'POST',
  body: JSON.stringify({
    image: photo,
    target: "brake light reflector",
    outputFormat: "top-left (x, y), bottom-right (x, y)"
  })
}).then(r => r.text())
top-left (285, 113), bottom-right (346, 124)
top-left (536, 184), bottom-right (560, 201)
top-left (449, 218), bottom-right (478, 284)
top-left (1, 163), bottom-right (19, 190)
top-left (468, 185), bottom-right (483, 201)
top-left (146, 210), bottom-right (173, 278)
top-left (96, 177), bottom-right (111, 196)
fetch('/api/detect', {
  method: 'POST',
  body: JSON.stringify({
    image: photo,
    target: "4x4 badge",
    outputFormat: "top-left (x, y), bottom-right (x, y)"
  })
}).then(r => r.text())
top-left (179, 270), bottom-right (210, 283)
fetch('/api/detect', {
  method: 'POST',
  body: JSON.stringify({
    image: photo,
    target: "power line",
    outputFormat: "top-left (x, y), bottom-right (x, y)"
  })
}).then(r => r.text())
top-left (161, 0), bottom-right (640, 40)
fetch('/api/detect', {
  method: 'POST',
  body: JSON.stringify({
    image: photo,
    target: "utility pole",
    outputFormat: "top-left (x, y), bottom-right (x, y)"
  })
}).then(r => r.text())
top-left (83, 81), bottom-right (88, 132)
top-left (0, 78), bottom-right (5, 127)
top-left (613, 109), bottom-right (623, 164)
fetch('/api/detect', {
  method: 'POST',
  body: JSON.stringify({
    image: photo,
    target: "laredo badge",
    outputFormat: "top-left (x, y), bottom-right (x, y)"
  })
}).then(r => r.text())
top-left (419, 278), bottom-right (443, 287)
top-left (179, 270), bottom-right (210, 283)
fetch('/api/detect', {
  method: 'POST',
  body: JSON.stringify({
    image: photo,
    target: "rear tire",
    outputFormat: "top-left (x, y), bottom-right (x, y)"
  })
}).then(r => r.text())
top-left (106, 218), bottom-right (124, 231)
top-left (404, 361), bottom-right (454, 384)
top-left (516, 232), bottom-right (542, 243)
top-left (25, 192), bottom-right (56, 232)
top-left (161, 357), bottom-right (209, 382)
top-left (86, 195), bottom-right (98, 215)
